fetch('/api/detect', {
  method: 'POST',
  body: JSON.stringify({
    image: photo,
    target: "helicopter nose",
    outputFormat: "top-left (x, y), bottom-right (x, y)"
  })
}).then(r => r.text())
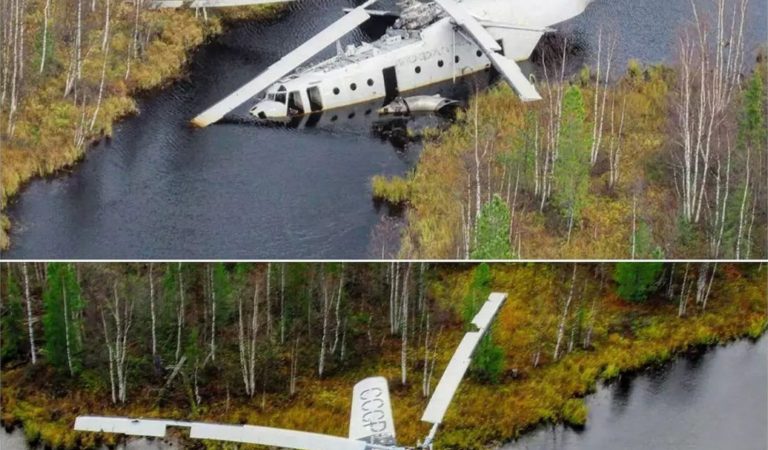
top-left (249, 104), bottom-right (267, 120)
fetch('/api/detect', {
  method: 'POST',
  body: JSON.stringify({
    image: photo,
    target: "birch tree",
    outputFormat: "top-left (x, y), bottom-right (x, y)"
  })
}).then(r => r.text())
top-left (149, 263), bottom-right (157, 358)
top-left (554, 265), bottom-right (577, 361)
top-left (237, 272), bottom-right (259, 397)
top-left (22, 263), bottom-right (37, 364)
top-left (400, 263), bottom-right (411, 385)
top-left (590, 30), bottom-right (617, 166)
top-left (673, 0), bottom-right (748, 224)
top-left (39, 0), bottom-right (51, 73)
top-left (318, 266), bottom-right (331, 377)
top-left (174, 263), bottom-right (185, 364)
top-left (101, 279), bottom-right (134, 404)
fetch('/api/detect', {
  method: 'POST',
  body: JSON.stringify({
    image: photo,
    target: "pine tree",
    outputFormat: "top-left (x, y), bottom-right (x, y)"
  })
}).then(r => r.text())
top-left (738, 71), bottom-right (766, 150)
top-left (42, 263), bottom-right (84, 375)
top-left (613, 262), bottom-right (664, 302)
top-left (471, 194), bottom-right (513, 259)
top-left (553, 85), bottom-right (592, 237)
top-left (464, 264), bottom-right (504, 383)
top-left (1, 266), bottom-right (25, 362)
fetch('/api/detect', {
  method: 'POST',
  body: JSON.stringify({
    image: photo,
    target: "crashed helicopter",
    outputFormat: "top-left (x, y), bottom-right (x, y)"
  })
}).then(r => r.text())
top-left (173, 0), bottom-right (594, 125)
top-left (75, 292), bottom-right (507, 450)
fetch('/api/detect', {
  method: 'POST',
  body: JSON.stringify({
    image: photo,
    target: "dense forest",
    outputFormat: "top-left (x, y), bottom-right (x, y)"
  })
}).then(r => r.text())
top-left (1, 262), bottom-right (765, 449)
top-left (373, 0), bottom-right (768, 259)
top-left (0, 0), bottom-right (285, 249)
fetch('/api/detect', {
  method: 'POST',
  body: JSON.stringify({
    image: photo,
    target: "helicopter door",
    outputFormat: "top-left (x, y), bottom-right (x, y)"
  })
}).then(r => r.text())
top-left (382, 66), bottom-right (398, 103)
top-left (307, 86), bottom-right (323, 112)
top-left (288, 91), bottom-right (304, 115)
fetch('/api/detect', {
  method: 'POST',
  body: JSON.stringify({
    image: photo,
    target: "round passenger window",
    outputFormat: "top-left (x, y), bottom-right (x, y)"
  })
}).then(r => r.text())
top-left (367, 79), bottom-right (374, 86)
top-left (437, 60), bottom-right (444, 67)
top-left (333, 87), bottom-right (340, 95)
top-left (415, 66), bottom-right (421, 74)
top-left (350, 83), bottom-right (357, 91)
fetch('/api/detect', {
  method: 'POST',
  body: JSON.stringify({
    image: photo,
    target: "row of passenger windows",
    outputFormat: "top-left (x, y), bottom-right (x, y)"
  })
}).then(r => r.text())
top-left (412, 51), bottom-right (484, 75)
top-left (333, 78), bottom-right (376, 95)
top-left (330, 50), bottom-right (485, 95)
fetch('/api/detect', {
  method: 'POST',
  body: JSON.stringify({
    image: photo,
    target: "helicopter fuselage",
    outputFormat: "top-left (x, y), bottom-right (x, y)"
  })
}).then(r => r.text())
top-left (249, 2), bottom-right (546, 119)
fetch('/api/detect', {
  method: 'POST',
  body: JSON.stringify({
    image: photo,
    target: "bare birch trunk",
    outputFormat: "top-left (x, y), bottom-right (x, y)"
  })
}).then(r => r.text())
top-left (209, 265), bottom-right (216, 361)
top-left (678, 263), bottom-right (691, 317)
top-left (400, 263), bottom-right (411, 385)
top-left (22, 263), bottom-right (36, 364)
top-left (289, 337), bottom-right (299, 395)
top-left (149, 263), bottom-right (157, 357)
top-left (318, 268), bottom-right (330, 377)
top-left (735, 146), bottom-right (751, 259)
top-left (62, 283), bottom-right (74, 376)
top-left (331, 264), bottom-right (344, 354)
top-left (553, 265), bottom-right (577, 361)
top-left (39, 0), bottom-right (51, 73)
top-left (280, 263), bottom-right (286, 344)
top-left (175, 263), bottom-right (185, 364)
top-left (266, 263), bottom-right (272, 338)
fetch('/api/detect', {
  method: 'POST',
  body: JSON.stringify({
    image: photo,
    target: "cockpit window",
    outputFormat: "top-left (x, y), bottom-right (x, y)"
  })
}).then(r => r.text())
top-left (267, 93), bottom-right (275, 100)
top-left (275, 93), bottom-right (286, 104)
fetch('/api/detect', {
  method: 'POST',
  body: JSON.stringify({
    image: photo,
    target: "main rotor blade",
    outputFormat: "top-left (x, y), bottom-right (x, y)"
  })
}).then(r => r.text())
top-left (420, 292), bottom-right (507, 425)
top-left (75, 416), bottom-right (187, 437)
top-left (75, 416), bottom-right (378, 450)
top-left (191, 3), bottom-right (374, 127)
top-left (349, 377), bottom-right (397, 445)
top-left (150, 0), bottom-right (296, 8)
top-left (190, 423), bottom-right (373, 450)
top-left (433, 0), bottom-right (541, 101)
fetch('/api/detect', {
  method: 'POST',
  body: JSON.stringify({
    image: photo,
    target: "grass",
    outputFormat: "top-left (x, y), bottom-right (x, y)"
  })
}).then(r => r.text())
top-left (1, 264), bottom-right (765, 450)
top-left (371, 174), bottom-right (412, 205)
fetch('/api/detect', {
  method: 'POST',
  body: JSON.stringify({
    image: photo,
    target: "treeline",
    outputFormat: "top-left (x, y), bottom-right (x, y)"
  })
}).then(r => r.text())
top-left (378, 0), bottom-right (767, 259)
top-left (0, 262), bottom-right (755, 399)
top-left (0, 262), bottom-right (449, 404)
top-left (0, 1), bottom-right (283, 249)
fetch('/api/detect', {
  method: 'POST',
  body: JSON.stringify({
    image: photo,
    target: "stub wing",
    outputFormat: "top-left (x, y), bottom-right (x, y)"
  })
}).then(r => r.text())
top-left (433, 0), bottom-right (541, 101)
top-left (190, 1), bottom-right (378, 127)
top-left (349, 377), bottom-right (397, 446)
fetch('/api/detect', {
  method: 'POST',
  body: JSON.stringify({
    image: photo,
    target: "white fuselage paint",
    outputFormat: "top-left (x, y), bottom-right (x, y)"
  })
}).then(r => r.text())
top-left (249, 0), bottom-right (591, 119)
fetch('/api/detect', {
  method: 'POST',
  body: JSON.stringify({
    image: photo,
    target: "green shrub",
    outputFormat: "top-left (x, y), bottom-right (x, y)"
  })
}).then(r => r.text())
top-left (562, 398), bottom-right (588, 426)
top-left (371, 175), bottom-right (411, 204)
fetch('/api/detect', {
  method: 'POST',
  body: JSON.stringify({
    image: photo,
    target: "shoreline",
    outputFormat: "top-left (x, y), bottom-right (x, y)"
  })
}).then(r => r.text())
top-left (0, 4), bottom-right (289, 251)
top-left (3, 333), bottom-right (764, 450)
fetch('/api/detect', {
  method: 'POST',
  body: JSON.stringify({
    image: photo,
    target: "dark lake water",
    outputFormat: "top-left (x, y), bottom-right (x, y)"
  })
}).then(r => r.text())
top-left (503, 336), bottom-right (768, 450)
top-left (2, 0), bottom-right (767, 259)
top-left (3, 336), bottom-right (765, 449)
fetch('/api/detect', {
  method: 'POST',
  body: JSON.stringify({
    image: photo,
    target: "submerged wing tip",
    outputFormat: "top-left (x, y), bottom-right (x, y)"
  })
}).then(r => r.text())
top-left (190, 116), bottom-right (210, 128)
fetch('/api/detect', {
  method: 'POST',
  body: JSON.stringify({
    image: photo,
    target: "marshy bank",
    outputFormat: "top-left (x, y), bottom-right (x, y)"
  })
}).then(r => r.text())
top-left (1, 263), bottom-right (765, 449)
top-left (502, 335), bottom-right (767, 450)
top-left (0, 1), bottom-right (289, 250)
